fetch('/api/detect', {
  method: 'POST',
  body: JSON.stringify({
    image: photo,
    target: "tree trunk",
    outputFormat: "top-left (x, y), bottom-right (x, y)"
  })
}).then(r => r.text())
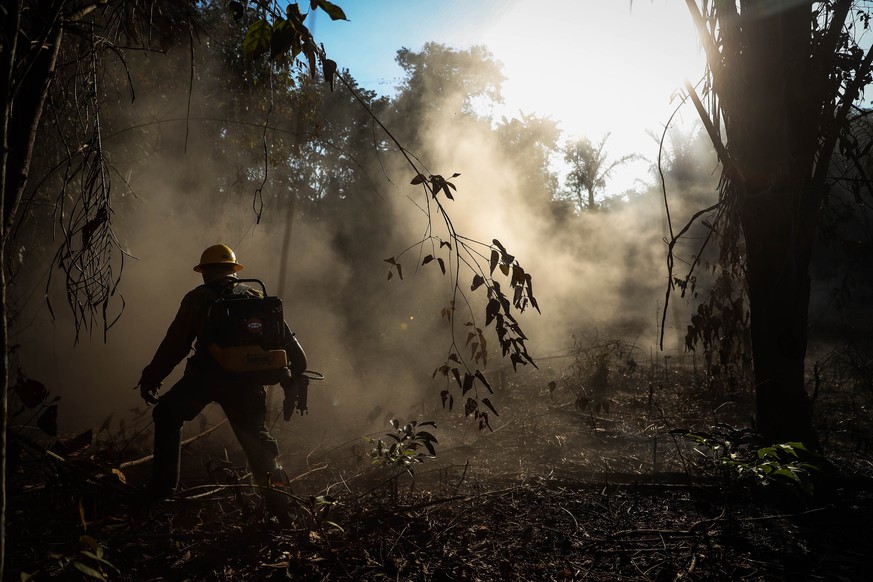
top-left (725, 4), bottom-right (821, 445)
top-left (0, 4), bottom-right (63, 575)
top-left (0, 4), bottom-right (20, 575)
top-left (0, 253), bottom-right (7, 578)
top-left (741, 187), bottom-right (818, 445)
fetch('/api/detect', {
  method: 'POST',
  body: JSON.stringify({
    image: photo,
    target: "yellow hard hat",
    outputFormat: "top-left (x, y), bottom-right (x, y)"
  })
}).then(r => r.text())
top-left (193, 244), bottom-right (244, 273)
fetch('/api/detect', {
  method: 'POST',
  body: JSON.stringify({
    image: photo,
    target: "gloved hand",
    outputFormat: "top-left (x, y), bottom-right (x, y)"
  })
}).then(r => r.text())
top-left (281, 375), bottom-right (309, 421)
top-left (138, 381), bottom-right (161, 405)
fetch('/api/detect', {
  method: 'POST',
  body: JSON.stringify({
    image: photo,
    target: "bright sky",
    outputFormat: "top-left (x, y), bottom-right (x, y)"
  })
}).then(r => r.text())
top-left (309, 0), bottom-right (705, 194)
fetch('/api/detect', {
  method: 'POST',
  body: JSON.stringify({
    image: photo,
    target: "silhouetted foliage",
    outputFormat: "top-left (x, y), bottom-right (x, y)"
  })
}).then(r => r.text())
top-left (668, 1), bottom-right (873, 445)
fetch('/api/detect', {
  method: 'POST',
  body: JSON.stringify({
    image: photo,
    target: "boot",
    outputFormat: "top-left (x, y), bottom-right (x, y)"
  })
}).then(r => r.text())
top-left (261, 466), bottom-right (294, 526)
top-left (149, 424), bottom-right (183, 501)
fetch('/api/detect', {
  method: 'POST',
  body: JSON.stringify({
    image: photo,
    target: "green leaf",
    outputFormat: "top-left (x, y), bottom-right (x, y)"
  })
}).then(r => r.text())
top-left (243, 20), bottom-right (272, 61)
top-left (786, 441), bottom-right (809, 452)
top-left (311, 0), bottom-right (348, 21)
top-left (772, 468), bottom-right (800, 482)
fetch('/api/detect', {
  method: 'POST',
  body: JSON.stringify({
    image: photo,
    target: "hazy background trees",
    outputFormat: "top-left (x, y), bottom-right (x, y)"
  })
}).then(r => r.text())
top-left (8, 1), bottom-right (711, 433)
top-left (5, 2), bottom-right (873, 580)
top-left (562, 134), bottom-right (636, 211)
top-left (6, 2), bottom-right (873, 561)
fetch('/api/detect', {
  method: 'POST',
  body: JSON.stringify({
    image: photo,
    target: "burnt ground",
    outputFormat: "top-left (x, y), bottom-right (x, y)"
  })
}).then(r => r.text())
top-left (7, 358), bottom-right (873, 581)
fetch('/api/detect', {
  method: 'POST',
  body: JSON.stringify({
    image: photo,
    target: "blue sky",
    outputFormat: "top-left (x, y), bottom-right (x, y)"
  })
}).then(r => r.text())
top-left (308, 0), bottom-right (514, 95)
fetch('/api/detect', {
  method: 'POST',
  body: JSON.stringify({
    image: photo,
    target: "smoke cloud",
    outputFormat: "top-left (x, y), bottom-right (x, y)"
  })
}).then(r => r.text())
top-left (11, 31), bottom-right (719, 465)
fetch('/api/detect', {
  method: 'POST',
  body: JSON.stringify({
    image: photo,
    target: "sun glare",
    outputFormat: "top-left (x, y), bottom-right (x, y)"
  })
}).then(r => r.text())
top-left (480, 1), bottom-right (705, 179)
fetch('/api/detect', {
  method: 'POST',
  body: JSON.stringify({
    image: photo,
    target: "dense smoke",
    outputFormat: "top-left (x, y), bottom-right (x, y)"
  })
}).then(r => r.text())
top-left (10, 22), bottom-right (720, 456)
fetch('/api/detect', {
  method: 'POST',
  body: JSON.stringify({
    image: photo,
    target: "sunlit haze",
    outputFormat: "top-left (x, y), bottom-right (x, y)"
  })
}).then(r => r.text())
top-left (9, 3), bottom-right (873, 575)
top-left (313, 0), bottom-right (705, 193)
top-left (15, 0), bottom-right (715, 434)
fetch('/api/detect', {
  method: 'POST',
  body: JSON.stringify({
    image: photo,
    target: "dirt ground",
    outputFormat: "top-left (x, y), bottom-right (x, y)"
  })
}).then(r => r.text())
top-left (8, 360), bottom-right (873, 581)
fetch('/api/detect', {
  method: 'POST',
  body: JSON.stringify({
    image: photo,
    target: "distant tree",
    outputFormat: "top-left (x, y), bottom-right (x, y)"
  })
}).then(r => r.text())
top-left (563, 134), bottom-right (636, 211)
top-left (392, 42), bottom-right (504, 125)
top-left (494, 112), bottom-right (561, 209)
top-left (668, 1), bottom-right (873, 445)
top-left (649, 125), bottom-right (717, 195)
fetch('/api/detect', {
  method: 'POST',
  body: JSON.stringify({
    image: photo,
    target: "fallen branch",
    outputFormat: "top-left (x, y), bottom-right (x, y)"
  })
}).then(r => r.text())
top-left (118, 418), bottom-right (229, 469)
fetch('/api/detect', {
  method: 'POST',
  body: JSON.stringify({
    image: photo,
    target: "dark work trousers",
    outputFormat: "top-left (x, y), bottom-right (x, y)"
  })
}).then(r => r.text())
top-left (150, 371), bottom-right (280, 498)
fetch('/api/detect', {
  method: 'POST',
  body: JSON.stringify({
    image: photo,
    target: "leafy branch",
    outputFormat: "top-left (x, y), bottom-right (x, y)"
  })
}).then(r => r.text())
top-left (679, 427), bottom-right (827, 496)
top-left (386, 200), bottom-right (540, 431)
top-left (238, 1), bottom-right (541, 429)
top-left (367, 419), bottom-right (438, 476)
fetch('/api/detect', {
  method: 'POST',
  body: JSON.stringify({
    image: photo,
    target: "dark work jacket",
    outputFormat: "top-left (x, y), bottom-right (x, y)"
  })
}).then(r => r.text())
top-left (139, 277), bottom-right (307, 387)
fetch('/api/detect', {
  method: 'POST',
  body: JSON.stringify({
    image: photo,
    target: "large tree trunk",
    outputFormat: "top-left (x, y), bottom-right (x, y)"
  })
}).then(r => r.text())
top-left (741, 187), bottom-right (818, 445)
top-left (728, 4), bottom-right (821, 444)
